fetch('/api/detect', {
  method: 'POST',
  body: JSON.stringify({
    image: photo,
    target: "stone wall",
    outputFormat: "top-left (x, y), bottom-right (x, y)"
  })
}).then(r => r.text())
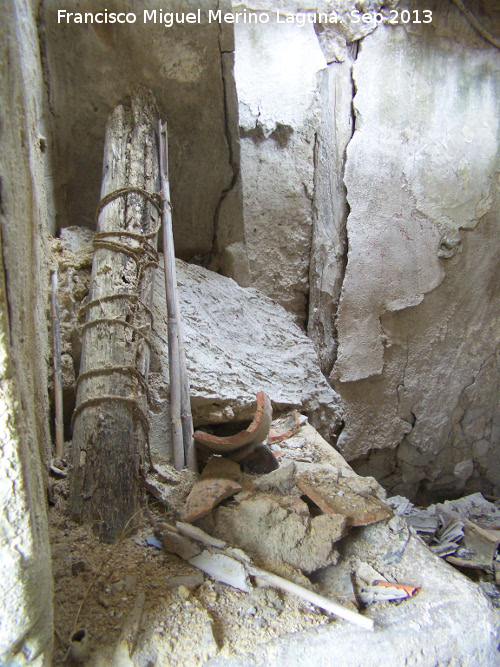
top-left (0, 0), bottom-right (54, 662)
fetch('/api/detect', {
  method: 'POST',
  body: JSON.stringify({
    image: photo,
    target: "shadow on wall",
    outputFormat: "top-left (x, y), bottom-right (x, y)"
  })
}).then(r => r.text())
top-left (39, 0), bottom-right (243, 261)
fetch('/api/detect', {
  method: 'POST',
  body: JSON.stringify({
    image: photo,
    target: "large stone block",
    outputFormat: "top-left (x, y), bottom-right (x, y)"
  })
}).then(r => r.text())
top-left (149, 258), bottom-right (342, 457)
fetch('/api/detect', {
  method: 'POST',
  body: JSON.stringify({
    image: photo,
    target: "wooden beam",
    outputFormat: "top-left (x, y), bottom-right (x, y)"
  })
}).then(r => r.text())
top-left (70, 89), bottom-right (160, 541)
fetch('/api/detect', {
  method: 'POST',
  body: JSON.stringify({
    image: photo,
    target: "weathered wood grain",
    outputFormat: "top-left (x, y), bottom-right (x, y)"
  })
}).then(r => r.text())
top-left (70, 89), bottom-right (160, 541)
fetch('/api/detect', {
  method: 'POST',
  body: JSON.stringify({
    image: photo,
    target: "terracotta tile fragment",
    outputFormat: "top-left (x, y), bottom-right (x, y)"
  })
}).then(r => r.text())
top-left (180, 457), bottom-right (243, 523)
top-left (372, 580), bottom-right (420, 597)
top-left (296, 476), bottom-right (392, 527)
top-left (193, 391), bottom-right (272, 453)
top-left (268, 411), bottom-right (300, 444)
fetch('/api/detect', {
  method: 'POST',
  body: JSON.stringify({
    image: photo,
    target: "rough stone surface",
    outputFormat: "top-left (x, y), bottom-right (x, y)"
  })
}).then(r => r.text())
top-left (331, 7), bottom-right (500, 499)
top-left (40, 0), bottom-right (245, 266)
top-left (162, 531), bottom-right (201, 560)
top-left (207, 520), bottom-right (500, 666)
top-left (234, 15), bottom-right (326, 325)
top-left (0, 0), bottom-right (54, 663)
top-left (212, 493), bottom-right (346, 574)
top-left (252, 460), bottom-right (296, 494)
top-left (149, 258), bottom-right (342, 457)
top-left (165, 572), bottom-right (205, 590)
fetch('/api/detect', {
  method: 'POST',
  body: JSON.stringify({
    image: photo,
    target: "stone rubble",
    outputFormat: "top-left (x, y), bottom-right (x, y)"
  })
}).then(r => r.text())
top-left (50, 228), bottom-right (343, 463)
top-left (142, 416), bottom-right (500, 665)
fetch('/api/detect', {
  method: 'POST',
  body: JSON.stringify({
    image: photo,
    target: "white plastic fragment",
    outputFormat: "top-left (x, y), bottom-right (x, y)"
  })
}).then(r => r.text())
top-left (188, 551), bottom-right (252, 593)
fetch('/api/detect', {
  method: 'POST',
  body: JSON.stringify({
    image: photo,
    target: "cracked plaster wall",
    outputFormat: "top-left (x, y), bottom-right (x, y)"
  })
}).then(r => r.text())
top-left (235, 1), bottom-right (500, 500)
top-left (331, 2), bottom-right (500, 501)
top-left (0, 0), bottom-right (54, 662)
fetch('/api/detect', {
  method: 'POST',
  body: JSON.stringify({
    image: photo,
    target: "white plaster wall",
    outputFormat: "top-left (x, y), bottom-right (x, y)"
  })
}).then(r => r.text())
top-left (332, 7), bottom-right (500, 499)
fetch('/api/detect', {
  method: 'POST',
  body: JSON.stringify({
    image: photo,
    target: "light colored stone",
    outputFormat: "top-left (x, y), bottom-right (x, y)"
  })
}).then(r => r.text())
top-left (150, 258), bottom-right (342, 457)
top-left (162, 532), bottom-right (201, 560)
top-left (212, 493), bottom-right (346, 574)
top-left (454, 460), bottom-right (474, 482)
top-left (51, 233), bottom-right (342, 461)
top-left (253, 460), bottom-right (296, 494)
top-left (165, 573), bottom-right (205, 590)
top-left (235, 15), bottom-right (326, 324)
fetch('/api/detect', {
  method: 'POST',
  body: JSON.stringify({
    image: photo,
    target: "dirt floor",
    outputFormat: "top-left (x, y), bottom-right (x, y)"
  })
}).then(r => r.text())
top-left (49, 474), bottom-right (335, 666)
top-left (49, 420), bottom-right (500, 665)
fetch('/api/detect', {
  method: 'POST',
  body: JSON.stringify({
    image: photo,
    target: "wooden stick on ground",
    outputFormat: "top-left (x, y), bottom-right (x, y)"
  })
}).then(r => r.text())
top-left (159, 121), bottom-right (197, 472)
top-left (246, 564), bottom-right (374, 631)
top-left (112, 591), bottom-right (146, 665)
top-left (161, 523), bottom-right (375, 631)
top-left (51, 268), bottom-right (64, 459)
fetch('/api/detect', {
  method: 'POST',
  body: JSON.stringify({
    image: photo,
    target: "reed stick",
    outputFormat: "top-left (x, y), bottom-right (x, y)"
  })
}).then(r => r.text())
top-left (51, 269), bottom-right (64, 459)
top-left (159, 121), bottom-right (184, 470)
top-left (159, 120), bottom-right (197, 471)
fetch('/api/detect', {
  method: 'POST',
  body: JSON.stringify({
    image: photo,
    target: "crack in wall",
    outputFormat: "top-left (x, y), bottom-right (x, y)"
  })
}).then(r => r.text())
top-left (210, 3), bottom-right (241, 266)
top-left (328, 40), bottom-right (358, 373)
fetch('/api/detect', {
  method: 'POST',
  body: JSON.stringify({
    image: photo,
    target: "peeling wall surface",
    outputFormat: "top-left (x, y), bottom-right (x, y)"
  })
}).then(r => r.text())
top-left (40, 0), bottom-right (244, 265)
top-left (331, 4), bottom-right (500, 500)
top-left (0, 0), bottom-right (54, 662)
top-left (234, 12), bottom-right (326, 325)
top-left (235, 1), bottom-right (500, 500)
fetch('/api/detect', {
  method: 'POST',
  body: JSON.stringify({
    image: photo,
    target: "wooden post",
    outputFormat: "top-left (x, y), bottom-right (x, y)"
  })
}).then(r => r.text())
top-left (159, 121), bottom-right (197, 472)
top-left (51, 268), bottom-right (64, 459)
top-left (69, 90), bottom-right (160, 541)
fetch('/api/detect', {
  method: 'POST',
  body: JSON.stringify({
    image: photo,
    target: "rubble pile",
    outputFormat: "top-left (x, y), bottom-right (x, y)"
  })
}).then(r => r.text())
top-left (50, 227), bottom-right (500, 665)
top-left (142, 416), bottom-right (500, 665)
top-left (389, 492), bottom-right (500, 606)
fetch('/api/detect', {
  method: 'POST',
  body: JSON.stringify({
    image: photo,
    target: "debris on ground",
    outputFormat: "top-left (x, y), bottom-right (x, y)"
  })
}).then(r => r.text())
top-left (388, 491), bottom-right (500, 606)
top-left (49, 416), bottom-right (500, 665)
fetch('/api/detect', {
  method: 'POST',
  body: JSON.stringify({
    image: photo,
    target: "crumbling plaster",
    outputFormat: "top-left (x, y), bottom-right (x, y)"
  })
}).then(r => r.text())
top-left (330, 3), bottom-right (500, 500)
top-left (0, 0), bottom-right (55, 662)
top-left (234, 12), bottom-right (326, 325)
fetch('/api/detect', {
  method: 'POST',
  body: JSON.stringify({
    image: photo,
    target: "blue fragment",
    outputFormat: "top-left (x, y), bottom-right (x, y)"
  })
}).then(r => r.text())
top-left (146, 536), bottom-right (162, 549)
